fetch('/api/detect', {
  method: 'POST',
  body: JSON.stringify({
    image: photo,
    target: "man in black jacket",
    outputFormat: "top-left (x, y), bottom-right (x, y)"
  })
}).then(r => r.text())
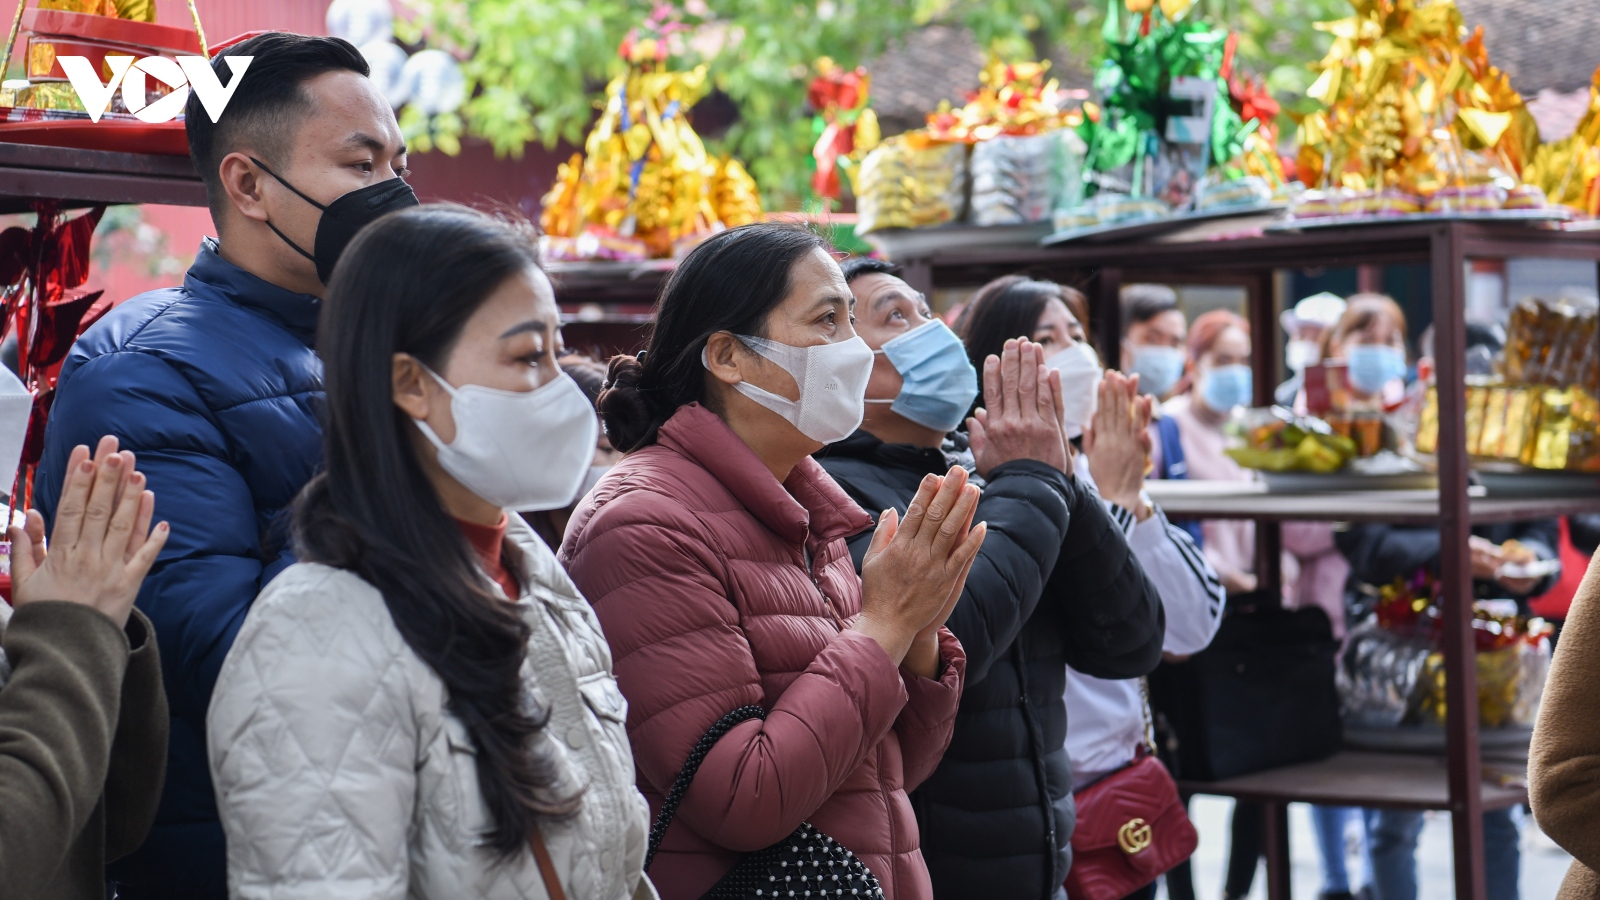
top-left (817, 259), bottom-right (1164, 899)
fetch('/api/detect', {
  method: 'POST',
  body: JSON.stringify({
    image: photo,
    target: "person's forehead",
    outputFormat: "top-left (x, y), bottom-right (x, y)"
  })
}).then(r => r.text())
top-left (856, 271), bottom-right (914, 299)
top-left (785, 250), bottom-right (850, 308)
top-left (478, 269), bottom-right (555, 321)
top-left (1215, 327), bottom-right (1250, 349)
top-left (294, 71), bottom-right (402, 147)
top-left (1040, 298), bottom-right (1076, 326)
top-left (1154, 310), bottom-right (1187, 331)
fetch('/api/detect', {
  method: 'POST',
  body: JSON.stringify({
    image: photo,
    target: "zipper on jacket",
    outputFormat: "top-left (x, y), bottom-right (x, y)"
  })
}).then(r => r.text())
top-left (804, 545), bottom-right (847, 630)
top-left (1012, 642), bottom-right (1058, 898)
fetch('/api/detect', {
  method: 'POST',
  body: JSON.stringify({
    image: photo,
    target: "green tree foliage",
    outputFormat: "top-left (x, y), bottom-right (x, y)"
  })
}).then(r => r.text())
top-left (406, 0), bottom-right (1348, 206)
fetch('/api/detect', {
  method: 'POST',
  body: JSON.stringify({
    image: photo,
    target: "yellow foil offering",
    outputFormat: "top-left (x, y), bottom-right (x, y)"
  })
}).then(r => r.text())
top-left (1295, 0), bottom-right (1540, 197)
top-left (539, 14), bottom-right (762, 260)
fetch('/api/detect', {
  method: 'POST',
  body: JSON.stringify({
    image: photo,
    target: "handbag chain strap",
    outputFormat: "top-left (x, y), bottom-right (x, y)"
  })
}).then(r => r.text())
top-left (644, 704), bottom-right (767, 871)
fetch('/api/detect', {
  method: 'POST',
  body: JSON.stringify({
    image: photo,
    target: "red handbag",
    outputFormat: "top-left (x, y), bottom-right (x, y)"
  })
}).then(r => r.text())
top-left (1065, 681), bottom-right (1199, 900)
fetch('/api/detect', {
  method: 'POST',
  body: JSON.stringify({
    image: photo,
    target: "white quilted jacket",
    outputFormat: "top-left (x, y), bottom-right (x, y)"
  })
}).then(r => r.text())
top-left (208, 517), bottom-right (657, 900)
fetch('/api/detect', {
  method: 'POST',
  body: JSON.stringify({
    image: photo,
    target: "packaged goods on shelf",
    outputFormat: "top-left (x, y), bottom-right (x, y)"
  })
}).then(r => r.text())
top-left (853, 135), bottom-right (969, 235)
top-left (855, 59), bottom-right (1087, 236)
top-left (969, 130), bottom-right (1086, 226)
top-left (1414, 297), bottom-right (1600, 471)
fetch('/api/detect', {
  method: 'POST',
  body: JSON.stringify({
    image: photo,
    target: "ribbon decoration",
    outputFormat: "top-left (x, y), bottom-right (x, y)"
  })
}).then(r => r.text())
top-left (807, 58), bottom-right (879, 202)
top-left (0, 202), bottom-right (109, 507)
top-left (1293, 0), bottom-right (1541, 195)
top-left (539, 5), bottom-right (763, 260)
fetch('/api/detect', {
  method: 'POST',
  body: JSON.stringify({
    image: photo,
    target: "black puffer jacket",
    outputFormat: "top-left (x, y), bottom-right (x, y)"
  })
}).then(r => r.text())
top-left (816, 430), bottom-right (1165, 900)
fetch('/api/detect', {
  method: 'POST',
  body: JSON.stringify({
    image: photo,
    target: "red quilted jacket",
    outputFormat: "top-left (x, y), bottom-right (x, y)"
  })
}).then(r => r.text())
top-left (560, 403), bottom-right (965, 900)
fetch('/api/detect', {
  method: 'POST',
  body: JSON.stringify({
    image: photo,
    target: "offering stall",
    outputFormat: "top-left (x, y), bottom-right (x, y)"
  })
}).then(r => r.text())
top-left (881, 216), bottom-right (1600, 900)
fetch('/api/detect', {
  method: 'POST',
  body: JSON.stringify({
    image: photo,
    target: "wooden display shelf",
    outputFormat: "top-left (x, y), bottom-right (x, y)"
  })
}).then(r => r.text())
top-left (985, 218), bottom-right (1600, 900)
top-left (0, 140), bottom-right (205, 212)
top-left (1144, 481), bottom-right (1600, 524)
top-left (1180, 750), bottom-right (1527, 812)
top-left (545, 258), bottom-right (673, 305)
top-left (1182, 748), bottom-right (1528, 893)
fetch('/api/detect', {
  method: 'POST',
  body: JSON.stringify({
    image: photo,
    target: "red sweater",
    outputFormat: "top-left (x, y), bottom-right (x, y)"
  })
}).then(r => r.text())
top-left (560, 403), bottom-right (964, 900)
top-left (455, 514), bottom-right (520, 600)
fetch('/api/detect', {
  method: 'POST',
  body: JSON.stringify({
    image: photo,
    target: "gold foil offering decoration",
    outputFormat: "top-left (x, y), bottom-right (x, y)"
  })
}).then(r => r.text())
top-left (1500, 388), bottom-right (1535, 463)
top-left (1464, 382), bottom-right (1487, 456)
top-left (1523, 64), bottom-right (1600, 216)
top-left (1478, 386), bottom-right (1508, 459)
top-left (539, 9), bottom-right (762, 261)
top-left (1295, 0), bottom-right (1540, 200)
top-left (1415, 386), bottom-right (1439, 454)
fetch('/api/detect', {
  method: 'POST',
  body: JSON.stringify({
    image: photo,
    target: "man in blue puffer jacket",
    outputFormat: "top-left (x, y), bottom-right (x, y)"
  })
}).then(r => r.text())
top-left (35, 33), bottom-right (415, 898)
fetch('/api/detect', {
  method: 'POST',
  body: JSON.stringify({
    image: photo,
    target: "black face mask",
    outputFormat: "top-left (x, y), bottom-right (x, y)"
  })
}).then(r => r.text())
top-left (250, 157), bottom-right (420, 284)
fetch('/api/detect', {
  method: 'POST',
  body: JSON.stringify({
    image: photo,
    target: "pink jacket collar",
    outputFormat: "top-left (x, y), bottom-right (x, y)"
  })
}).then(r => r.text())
top-left (656, 403), bottom-right (872, 548)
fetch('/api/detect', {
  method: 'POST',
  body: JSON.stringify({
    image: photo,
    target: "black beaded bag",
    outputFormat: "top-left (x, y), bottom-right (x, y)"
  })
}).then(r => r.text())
top-left (644, 705), bottom-right (886, 900)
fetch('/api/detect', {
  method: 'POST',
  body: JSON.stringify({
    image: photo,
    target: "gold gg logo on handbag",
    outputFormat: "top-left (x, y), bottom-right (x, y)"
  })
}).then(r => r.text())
top-left (1117, 818), bottom-right (1153, 855)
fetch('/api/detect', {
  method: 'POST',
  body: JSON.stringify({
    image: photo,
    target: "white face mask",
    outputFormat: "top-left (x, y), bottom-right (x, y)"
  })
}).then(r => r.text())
top-left (413, 368), bottom-right (600, 512)
top-left (709, 333), bottom-right (876, 444)
top-left (1286, 339), bottom-right (1322, 374)
top-left (1045, 341), bottom-right (1103, 440)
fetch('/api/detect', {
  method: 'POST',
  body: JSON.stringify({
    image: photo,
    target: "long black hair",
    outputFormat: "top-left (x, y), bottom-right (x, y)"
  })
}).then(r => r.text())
top-left (598, 222), bottom-right (832, 451)
top-left (294, 203), bottom-right (583, 858)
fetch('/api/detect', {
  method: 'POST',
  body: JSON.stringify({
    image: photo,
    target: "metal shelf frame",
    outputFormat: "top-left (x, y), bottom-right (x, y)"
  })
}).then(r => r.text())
top-left (885, 219), bottom-right (1600, 900)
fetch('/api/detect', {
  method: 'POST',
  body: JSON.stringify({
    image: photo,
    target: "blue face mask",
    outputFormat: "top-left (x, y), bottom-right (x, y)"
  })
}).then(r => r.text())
top-left (1129, 345), bottom-right (1185, 397)
top-left (1347, 344), bottom-right (1406, 395)
top-left (1200, 364), bottom-right (1253, 412)
top-left (866, 320), bottom-right (979, 433)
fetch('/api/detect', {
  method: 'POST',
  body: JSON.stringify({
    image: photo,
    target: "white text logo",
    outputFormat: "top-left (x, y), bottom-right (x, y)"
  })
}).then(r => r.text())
top-left (58, 55), bottom-right (252, 124)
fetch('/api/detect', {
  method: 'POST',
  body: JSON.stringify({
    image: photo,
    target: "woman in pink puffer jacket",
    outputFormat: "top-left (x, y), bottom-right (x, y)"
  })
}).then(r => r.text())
top-left (561, 223), bottom-right (987, 900)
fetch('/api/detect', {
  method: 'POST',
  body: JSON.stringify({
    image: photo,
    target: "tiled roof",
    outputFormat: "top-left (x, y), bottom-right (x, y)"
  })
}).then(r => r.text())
top-left (865, 25), bottom-right (987, 137)
top-left (1457, 0), bottom-right (1600, 95)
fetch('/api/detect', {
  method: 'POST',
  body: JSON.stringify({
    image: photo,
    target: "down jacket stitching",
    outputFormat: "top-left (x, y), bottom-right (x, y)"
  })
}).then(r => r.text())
top-left (210, 524), bottom-right (651, 900)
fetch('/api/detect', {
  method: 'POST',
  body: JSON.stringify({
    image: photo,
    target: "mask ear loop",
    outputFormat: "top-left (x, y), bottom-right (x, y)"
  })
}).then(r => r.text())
top-left (862, 347), bottom-right (897, 404)
top-left (248, 156), bottom-right (324, 264)
top-left (409, 364), bottom-right (461, 449)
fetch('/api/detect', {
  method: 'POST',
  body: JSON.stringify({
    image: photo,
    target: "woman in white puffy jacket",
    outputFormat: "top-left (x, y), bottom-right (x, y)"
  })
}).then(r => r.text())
top-left (208, 205), bottom-right (655, 900)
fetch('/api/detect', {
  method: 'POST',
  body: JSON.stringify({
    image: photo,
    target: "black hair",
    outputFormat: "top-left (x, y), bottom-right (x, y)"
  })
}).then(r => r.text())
top-left (839, 256), bottom-right (902, 284)
top-left (1417, 322), bottom-right (1506, 359)
top-left (293, 203), bottom-right (583, 859)
top-left (559, 354), bottom-right (608, 406)
top-left (1121, 283), bottom-right (1180, 333)
top-left (958, 274), bottom-right (1081, 372)
top-left (598, 223), bottom-right (833, 452)
top-left (185, 32), bottom-right (369, 226)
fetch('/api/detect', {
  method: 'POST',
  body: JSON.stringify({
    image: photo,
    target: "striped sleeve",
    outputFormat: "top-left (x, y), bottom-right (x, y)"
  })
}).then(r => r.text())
top-left (1122, 500), bottom-right (1227, 656)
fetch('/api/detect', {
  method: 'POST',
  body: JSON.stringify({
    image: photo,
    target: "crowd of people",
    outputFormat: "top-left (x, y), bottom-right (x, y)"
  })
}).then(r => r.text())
top-left (2, 26), bottom-right (1599, 900)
